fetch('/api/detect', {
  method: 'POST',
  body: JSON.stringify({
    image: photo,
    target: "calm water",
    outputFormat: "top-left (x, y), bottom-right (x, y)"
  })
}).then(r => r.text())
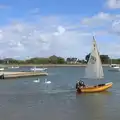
top-left (0, 66), bottom-right (120, 120)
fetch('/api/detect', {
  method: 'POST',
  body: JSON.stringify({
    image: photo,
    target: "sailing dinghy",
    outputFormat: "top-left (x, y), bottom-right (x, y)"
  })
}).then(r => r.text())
top-left (76, 37), bottom-right (113, 93)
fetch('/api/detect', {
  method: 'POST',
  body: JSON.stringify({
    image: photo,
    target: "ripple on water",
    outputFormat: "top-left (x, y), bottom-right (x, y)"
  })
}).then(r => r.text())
top-left (0, 66), bottom-right (119, 120)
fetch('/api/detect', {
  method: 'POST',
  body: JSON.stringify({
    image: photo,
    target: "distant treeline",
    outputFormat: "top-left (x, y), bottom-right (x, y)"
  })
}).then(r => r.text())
top-left (0, 54), bottom-right (120, 64)
top-left (1, 55), bottom-right (84, 64)
top-left (85, 53), bottom-right (120, 64)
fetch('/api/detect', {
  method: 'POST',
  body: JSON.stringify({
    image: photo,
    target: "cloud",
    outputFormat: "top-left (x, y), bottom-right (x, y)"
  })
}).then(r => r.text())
top-left (0, 19), bottom-right (94, 59)
top-left (0, 10), bottom-right (120, 59)
top-left (80, 12), bottom-right (120, 58)
top-left (29, 8), bottom-right (40, 14)
top-left (106, 0), bottom-right (120, 9)
top-left (81, 12), bottom-right (120, 27)
top-left (54, 26), bottom-right (66, 36)
top-left (80, 12), bottom-right (120, 35)
top-left (111, 20), bottom-right (120, 35)
top-left (0, 4), bottom-right (10, 9)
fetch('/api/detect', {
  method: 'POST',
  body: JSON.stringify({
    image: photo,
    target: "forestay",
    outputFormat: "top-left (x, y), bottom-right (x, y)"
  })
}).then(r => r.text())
top-left (84, 37), bottom-right (104, 79)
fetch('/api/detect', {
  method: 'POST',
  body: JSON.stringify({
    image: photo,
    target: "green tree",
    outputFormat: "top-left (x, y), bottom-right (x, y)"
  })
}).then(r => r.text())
top-left (48, 55), bottom-right (65, 64)
top-left (100, 55), bottom-right (109, 64)
top-left (85, 53), bottom-right (90, 63)
top-left (85, 53), bottom-right (110, 64)
top-left (49, 55), bottom-right (58, 64)
top-left (57, 57), bottom-right (65, 64)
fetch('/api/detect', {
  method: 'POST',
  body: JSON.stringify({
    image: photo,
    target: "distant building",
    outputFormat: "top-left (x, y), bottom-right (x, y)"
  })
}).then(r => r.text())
top-left (3, 58), bottom-right (13, 64)
top-left (66, 57), bottom-right (79, 64)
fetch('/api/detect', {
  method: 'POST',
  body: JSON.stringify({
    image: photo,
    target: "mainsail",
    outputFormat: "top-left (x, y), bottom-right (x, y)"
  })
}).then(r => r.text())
top-left (84, 36), bottom-right (104, 79)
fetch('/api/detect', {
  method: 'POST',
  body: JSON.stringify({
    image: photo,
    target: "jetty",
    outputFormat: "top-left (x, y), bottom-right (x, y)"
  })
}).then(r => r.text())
top-left (0, 71), bottom-right (48, 79)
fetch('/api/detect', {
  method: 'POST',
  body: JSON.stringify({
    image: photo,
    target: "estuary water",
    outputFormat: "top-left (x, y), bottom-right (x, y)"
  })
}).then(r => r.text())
top-left (0, 66), bottom-right (120, 120)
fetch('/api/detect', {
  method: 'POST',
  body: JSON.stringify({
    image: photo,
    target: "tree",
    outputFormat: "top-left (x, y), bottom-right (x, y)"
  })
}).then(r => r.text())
top-left (100, 55), bottom-right (110, 64)
top-left (85, 53), bottom-right (90, 63)
top-left (49, 55), bottom-right (58, 64)
top-left (25, 57), bottom-right (50, 64)
top-left (57, 57), bottom-right (65, 64)
top-left (85, 53), bottom-right (110, 64)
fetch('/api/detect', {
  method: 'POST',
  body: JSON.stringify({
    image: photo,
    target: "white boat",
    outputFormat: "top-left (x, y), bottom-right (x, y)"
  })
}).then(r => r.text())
top-left (30, 66), bottom-right (47, 72)
top-left (11, 66), bottom-right (19, 68)
top-left (8, 66), bottom-right (19, 69)
top-left (108, 64), bottom-right (120, 71)
top-left (0, 68), bottom-right (4, 71)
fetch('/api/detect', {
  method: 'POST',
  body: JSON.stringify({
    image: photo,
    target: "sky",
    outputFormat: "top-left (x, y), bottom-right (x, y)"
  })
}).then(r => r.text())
top-left (0, 0), bottom-right (120, 59)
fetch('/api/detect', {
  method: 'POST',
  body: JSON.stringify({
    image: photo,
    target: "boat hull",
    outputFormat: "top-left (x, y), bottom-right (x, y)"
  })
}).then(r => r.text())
top-left (108, 68), bottom-right (120, 72)
top-left (77, 82), bottom-right (113, 93)
top-left (30, 68), bottom-right (47, 72)
top-left (0, 68), bottom-right (4, 71)
top-left (108, 64), bottom-right (120, 71)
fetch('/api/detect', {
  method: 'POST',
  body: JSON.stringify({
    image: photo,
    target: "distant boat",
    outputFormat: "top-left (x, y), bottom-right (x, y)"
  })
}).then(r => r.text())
top-left (108, 64), bottom-right (120, 71)
top-left (0, 67), bottom-right (4, 71)
top-left (76, 36), bottom-right (113, 93)
top-left (30, 66), bottom-right (47, 72)
top-left (8, 66), bottom-right (19, 69)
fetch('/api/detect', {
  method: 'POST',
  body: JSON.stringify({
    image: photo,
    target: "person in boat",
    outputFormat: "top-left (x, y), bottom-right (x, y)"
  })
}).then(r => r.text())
top-left (76, 80), bottom-right (86, 89)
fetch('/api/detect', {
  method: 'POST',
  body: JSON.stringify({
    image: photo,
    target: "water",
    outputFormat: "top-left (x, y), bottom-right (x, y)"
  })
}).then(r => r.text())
top-left (0, 66), bottom-right (120, 120)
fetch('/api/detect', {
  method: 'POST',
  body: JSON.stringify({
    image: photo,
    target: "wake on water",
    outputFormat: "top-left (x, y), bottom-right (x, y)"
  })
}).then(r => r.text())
top-left (41, 83), bottom-right (75, 94)
top-left (31, 77), bottom-right (76, 94)
top-left (42, 88), bottom-right (76, 94)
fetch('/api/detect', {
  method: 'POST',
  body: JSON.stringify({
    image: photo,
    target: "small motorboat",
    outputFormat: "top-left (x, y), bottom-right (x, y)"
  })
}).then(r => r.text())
top-left (0, 68), bottom-right (4, 71)
top-left (108, 64), bottom-right (120, 71)
top-left (11, 66), bottom-right (19, 69)
top-left (30, 66), bottom-right (47, 72)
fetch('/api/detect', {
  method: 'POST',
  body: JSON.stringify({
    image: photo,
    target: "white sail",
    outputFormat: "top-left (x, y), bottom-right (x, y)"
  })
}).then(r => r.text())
top-left (84, 37), bottom-right (104, 79)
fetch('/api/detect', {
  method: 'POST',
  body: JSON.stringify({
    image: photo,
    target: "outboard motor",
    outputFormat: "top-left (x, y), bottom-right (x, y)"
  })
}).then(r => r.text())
top-left (76, 82), bottom-right (79, 89)
top-left (0, 74), bottom-right (4, 79)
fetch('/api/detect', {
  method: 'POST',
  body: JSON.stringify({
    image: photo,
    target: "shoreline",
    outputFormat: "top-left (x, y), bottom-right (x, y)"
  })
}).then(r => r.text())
top-left (1, 64), bottom-right (110, 67)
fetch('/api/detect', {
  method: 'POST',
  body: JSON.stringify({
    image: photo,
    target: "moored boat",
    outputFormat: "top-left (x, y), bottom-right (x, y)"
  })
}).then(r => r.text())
top-left (30, 66), bottom-right (47, 72)
top-left (108, 64), bottom-right (120, 71)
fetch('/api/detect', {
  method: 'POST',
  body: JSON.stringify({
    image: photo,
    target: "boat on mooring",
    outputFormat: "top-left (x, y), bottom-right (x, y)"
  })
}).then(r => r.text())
top-left (0, 67), bottom-right (4, 71)
top-left (76, 36), bottom-right (113, 93)
top-left (108, 64), bottom-right (120, 72)
top-left (30, 66), bottom-right (47, 72)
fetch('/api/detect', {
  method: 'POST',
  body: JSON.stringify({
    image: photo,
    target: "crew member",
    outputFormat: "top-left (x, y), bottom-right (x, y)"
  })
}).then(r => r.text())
top-left (76, 80), bottom-right (86, 89)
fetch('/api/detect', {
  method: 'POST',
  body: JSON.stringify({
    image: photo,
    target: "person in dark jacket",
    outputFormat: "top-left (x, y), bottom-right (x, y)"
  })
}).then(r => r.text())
top-left (80, 80), bottom-right (85, 87)
top-left (76, 80), bottom-right (86, 89)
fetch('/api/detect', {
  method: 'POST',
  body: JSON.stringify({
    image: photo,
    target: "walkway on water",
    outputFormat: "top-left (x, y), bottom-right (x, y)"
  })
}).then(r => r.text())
top-left (0, 71), bottom-right (48, 79)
